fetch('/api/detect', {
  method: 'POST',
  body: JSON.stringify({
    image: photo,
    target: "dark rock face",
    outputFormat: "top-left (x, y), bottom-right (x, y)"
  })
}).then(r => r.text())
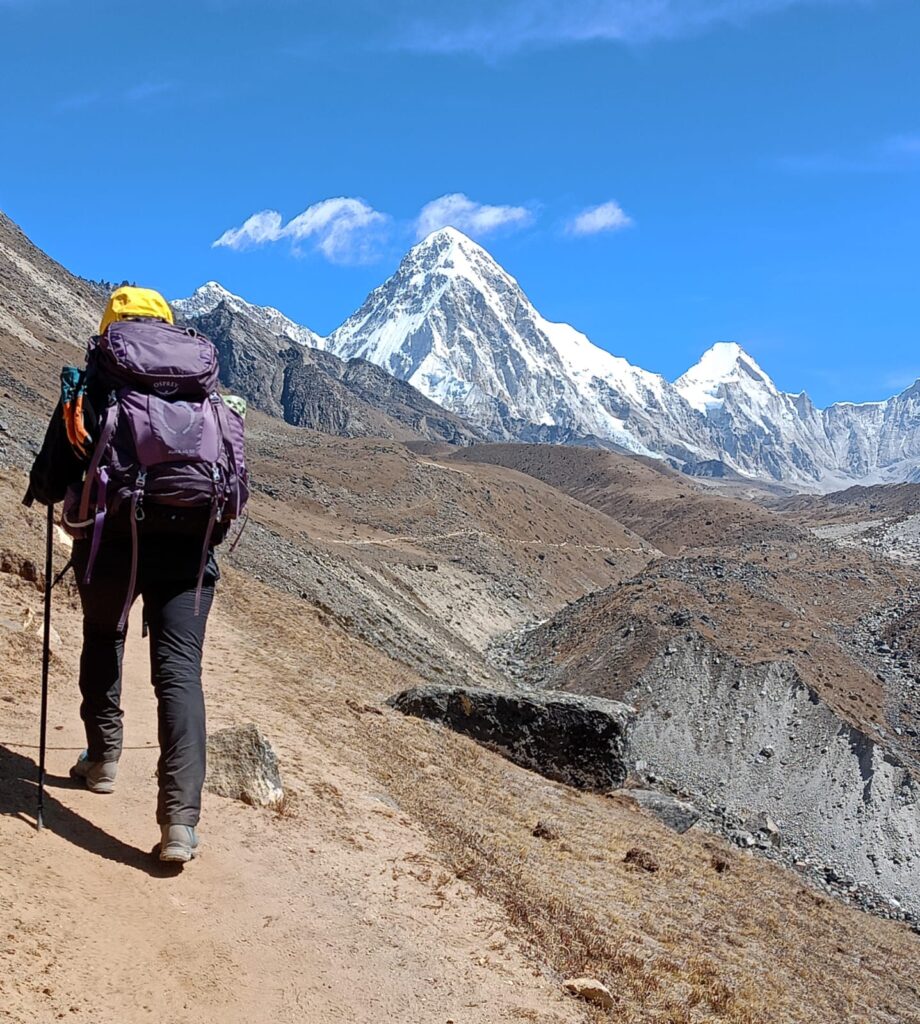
top-left (206, 723), bottom-right (284, 807)
top-left (186, 302), bottom-right (480, 446)
top-left (387, 684), bottom-right (633, 791)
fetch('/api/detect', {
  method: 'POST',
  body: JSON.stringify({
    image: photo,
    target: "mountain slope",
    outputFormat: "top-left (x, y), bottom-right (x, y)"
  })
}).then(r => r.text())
top-left (2, 207), bottom-right (919, 1024)
top-left (0, 211), bottom-right (100, 362)
top-left (309, 230), bottom-right (920, 489)
top-left (675, 342), bottom-right (837, 483)
top-left (4, 493), bottom-right (918, 1024)
top-left (447, 441), bottom-right (803, 554)
top-left (676, 342), bottom-right (920, 487)
top-left (187, 302), bottom-right (480, 445)
top-left (174, 230), bottom-right (920, 491)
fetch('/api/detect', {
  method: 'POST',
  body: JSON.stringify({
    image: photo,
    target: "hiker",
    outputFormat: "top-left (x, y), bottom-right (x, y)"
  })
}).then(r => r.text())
top-left (24, 287), bottom-right (248, 862)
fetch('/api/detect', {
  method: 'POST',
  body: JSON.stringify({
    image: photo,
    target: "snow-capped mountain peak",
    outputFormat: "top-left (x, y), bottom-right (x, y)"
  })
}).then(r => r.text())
top-left (173, 281), bottom-right (322, 349)
top-left (324, 227), bottom-right (705, 457)
top-left (675, 341), bottom-right (777, 413)
top-left (172, 281), bottom-right (241, 318)
top-left (408, 226), bottom-right (522, 288)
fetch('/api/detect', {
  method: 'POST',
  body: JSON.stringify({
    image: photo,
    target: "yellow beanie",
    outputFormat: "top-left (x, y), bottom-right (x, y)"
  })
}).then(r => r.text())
top-left (99, 286), bottom-right (174, 335)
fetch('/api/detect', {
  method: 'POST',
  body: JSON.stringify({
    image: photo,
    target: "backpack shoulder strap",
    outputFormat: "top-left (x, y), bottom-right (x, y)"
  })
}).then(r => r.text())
top-left (78, 400), bottom-right (118, 523)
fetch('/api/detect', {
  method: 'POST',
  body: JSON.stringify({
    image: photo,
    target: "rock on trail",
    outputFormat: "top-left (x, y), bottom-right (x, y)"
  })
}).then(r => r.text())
top-left (206, 722), bottom-right (284, 807)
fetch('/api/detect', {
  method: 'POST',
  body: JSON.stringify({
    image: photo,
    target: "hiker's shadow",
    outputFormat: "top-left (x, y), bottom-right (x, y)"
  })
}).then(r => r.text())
top-left (0, 744), bottom-right (181, 877)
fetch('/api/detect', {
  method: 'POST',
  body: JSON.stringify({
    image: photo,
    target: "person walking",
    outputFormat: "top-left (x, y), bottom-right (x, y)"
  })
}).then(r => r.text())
top-left (24, 286), bottom-right (248, 862)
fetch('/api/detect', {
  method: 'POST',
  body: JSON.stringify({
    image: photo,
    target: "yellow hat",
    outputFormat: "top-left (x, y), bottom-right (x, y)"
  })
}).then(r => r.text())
top-left (98, 286), bottom-right (174, 335)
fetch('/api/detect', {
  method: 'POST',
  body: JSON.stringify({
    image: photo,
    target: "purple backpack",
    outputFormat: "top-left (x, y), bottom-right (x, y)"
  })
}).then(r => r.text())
top-left (65, 319), bottom-right (249, 624)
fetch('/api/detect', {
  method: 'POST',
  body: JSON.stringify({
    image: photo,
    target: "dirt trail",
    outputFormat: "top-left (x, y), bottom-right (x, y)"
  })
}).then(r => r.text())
top-left (322, 525), bottom-right (642, 554)
top-left (0, 603), bottom-right (581, 1024)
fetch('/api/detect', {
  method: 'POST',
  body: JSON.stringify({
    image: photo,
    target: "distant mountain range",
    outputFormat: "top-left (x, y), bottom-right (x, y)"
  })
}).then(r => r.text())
top-left (173, 227), bottom-right (920, 491)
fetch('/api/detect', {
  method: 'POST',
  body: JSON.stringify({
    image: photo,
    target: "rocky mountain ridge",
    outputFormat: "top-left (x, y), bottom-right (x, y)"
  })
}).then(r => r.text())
top-left (184, 302), bottom-right (480, 446)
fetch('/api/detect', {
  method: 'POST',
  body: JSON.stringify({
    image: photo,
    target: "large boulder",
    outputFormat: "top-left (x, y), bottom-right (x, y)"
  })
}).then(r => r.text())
top-left (387, 685), bottom-right (633, 791)
top-left (206, 723), bottom-right (284, 807)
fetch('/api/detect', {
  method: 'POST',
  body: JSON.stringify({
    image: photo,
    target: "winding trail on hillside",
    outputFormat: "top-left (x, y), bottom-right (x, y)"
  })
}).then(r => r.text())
top-left (321, 525), bottom-right (647, 554)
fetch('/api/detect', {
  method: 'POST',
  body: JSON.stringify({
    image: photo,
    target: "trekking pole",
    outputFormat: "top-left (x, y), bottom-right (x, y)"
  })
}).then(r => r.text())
top-left (37, 502), bottom-right (54, 831)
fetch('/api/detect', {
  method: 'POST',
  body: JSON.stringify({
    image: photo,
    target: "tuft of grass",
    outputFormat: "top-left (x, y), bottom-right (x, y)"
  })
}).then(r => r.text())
top-left (271, 789), bottom-right (301, 819)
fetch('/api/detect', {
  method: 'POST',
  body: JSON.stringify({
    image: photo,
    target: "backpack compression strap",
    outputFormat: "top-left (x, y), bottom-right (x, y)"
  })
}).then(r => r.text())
top-left (212, 394), bottom-right (244, 518)
top-left (116, 484), bottom-right (144, 632)
top-left (79, 403), bottom-right (118, 585)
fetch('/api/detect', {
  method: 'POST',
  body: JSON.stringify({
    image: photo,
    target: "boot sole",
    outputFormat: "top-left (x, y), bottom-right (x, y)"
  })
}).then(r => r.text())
top-left (159, 844), bottom-right (200, 863)
top-left (69, 768), bottom-right (116, 794)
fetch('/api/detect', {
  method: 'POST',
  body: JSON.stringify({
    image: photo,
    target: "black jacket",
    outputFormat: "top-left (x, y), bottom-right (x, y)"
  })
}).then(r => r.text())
top-left (25, 365), bottom-right (106, 508)
top-left (25, 398), bottom-right (90, 508)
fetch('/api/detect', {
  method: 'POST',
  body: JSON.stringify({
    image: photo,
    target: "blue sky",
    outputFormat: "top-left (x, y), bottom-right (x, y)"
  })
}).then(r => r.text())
top-left (0, 0), bottom-right (917, 404)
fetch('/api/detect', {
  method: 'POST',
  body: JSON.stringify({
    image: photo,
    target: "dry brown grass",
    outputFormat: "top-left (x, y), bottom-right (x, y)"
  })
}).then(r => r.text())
top-left (191, 557), bottom-right (920, 1024)
top-left (3, 463), bottom-right (919, 1023)
top-left (357, 713), bottom-right (920, 1024)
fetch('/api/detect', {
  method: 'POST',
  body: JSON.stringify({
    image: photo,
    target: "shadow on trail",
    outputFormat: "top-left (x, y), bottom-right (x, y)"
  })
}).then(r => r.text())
top-left (0, 744), bottom-right (182, 878)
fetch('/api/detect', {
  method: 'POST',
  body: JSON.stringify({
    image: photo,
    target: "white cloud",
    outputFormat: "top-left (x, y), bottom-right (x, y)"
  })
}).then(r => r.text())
top-left (415, 193), bottom-right (533, 240)
top-left (566, 200), bottom-right (634, 236)
top-left (213, 210), bottom-right (285, 250)
top-left (213, 198), bottom-right (390, 264)
top-left (284, 197), bottom-right (390, 263)
top-left (398, 0), bottom-right (869, 56)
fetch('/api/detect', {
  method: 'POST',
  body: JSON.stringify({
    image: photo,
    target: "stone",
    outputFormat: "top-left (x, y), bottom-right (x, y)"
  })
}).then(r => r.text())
top-left (387, 684), bottom-right (633, 791)
top-left (562, 978), bottom-right (614, 1010)
top-left (532, 819), bottom-right (560, 841)
top-left (757, 813), bottom-right (781, 838)
top-left (206, 723), bottom-right (284, 807)
top-left (619, 788), bottom-right (700, 833)
top-left (623, 846), bottom-right (660, 872)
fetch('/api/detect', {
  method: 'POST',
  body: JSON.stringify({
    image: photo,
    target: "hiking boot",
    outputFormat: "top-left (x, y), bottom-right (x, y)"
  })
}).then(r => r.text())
top-left (159, 825), bottom-right (200, 863)
top-left (69, 751), bottom-right (118, 794)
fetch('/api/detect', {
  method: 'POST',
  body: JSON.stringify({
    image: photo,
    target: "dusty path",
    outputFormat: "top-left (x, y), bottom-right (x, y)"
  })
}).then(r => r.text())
top-left (0, 600), bottom-right (581, 1024)
top-left (321, 524), bottom-right (641, 554)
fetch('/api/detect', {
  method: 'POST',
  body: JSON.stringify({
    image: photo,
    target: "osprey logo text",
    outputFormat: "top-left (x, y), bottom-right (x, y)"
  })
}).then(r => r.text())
top-left (152, 380), bottom-right (180, 396)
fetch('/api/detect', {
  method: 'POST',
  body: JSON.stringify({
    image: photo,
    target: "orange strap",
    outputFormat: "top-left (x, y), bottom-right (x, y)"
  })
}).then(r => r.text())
top-left (72, 394), bottom-right (91, 456)
top-left (61, 396), bottom-right (91, 458)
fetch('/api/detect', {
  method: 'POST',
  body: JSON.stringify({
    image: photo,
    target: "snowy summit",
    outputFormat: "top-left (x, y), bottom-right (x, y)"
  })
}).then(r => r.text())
top-left (675, 342), bottom-right (776, 413)
top-left (174, 281), bottom-right (321, 350)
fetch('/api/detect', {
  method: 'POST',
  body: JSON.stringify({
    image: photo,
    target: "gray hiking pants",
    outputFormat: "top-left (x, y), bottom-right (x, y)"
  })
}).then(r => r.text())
top-left (73, 531), bottom-right (216, 827)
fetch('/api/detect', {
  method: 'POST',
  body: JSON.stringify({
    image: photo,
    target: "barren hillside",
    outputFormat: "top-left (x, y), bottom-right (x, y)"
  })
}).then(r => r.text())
top-left (3, 470), bottom-right (919, 1024)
